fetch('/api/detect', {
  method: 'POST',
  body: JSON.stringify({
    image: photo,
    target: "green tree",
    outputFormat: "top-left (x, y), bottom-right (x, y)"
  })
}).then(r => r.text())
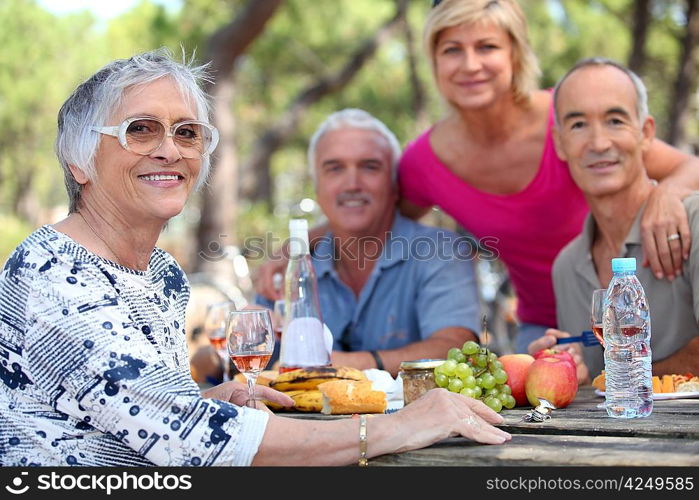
top-left (0, 0), bottom-right (101, 221)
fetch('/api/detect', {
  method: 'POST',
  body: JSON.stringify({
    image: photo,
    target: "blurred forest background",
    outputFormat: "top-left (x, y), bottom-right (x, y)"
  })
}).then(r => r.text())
top-left (3, 0), bottom-right (699, 302)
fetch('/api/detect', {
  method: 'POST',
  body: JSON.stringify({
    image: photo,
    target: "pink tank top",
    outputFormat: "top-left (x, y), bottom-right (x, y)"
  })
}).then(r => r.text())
top-left (398, 103), bottom-right (588, 327)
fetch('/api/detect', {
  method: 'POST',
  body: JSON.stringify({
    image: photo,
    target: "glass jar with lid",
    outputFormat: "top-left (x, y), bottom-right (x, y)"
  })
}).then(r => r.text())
top-left (399, 359), bottom-right (444, 405)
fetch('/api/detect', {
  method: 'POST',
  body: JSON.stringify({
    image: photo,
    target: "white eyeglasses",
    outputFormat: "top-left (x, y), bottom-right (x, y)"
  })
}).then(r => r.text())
top-left (92, 116), bottom-right (219, 158)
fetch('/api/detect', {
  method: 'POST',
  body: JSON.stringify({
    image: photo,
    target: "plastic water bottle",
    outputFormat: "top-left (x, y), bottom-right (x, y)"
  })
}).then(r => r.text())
top-left (278, 219), bottom-right (331, 372)
top-left (602, 257), bottom-right (653, 418)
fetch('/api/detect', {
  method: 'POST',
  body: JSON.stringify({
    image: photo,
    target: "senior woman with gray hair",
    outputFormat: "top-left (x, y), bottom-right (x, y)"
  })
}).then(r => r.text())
top-left (0, 49), bottom-right (509, 466)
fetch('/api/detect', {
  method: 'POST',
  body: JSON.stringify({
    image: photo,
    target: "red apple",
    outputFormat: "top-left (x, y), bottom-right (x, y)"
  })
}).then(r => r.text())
top-left (533, 348), bottom-right (575, 370)
top-left (499, 354), bottom-right (535, 407)
top-left (525, 357), bottom-right (578, 408)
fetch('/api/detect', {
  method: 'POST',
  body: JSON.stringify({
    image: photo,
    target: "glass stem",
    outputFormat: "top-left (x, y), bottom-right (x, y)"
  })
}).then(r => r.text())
top-left (246, 375), bottom-right (257, 409)
top-left (219, 351), bottom-right (229, 382)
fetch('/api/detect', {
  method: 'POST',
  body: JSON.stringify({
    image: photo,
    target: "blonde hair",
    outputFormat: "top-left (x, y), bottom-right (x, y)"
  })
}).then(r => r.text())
top-left (424, 0), bottom-right (540, 104)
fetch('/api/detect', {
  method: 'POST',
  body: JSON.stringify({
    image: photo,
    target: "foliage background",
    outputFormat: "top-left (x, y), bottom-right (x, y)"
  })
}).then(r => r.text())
top-left (1, 0), bottom-right (698, 281)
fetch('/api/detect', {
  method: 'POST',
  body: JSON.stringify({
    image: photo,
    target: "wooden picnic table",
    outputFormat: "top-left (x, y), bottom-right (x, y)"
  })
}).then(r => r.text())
top-left (285, 386), bottom-right (699, 466)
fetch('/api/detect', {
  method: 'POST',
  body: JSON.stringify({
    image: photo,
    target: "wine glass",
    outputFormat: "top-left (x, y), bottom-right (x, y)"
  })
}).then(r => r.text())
top-left (204, 301), bottom-right (236, 381)
top-left (272, 300), bottom-right (285, 341)
top-left (591, 289), bottom-right (606, 348)
top-left (591, 289), bottom-right (607, 409)
top-left (226, 310), bottom-right (275, 408)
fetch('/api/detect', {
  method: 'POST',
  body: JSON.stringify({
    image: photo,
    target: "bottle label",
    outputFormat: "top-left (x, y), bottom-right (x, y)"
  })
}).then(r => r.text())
top-left (280, 317), bottom-right (331, 367)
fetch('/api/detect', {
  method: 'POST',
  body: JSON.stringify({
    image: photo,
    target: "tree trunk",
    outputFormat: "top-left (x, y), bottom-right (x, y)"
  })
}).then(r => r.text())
top-left (194, 78), bottom-right (237, 273)
top-left (628, 0), bottom-right (651, 75)
top-left (12, 169), bottom-right (38, 225)
top-left (241, 0), bottom-right (410, 206)
top-left (239, 140), bottom-right (272, 205)
top-left (192, 0), bottom-right (284, 273)
top-left (402, 11), bottom-right (430, 135)
top-left (668, 0), bottom-right (699, 148)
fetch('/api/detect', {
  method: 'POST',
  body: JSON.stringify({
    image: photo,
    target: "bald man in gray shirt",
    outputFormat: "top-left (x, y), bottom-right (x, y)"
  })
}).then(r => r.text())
top-left (529, 58), bottom-right (699, 381)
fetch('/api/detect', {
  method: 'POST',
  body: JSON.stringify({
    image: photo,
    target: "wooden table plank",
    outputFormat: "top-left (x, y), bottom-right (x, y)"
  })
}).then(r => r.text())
top-left (501, 387), bottom-right (699, 439)
top-left (275, 386), bottom-right (699, 466)
top-left (369, 434), bottom-right (699, 467)
top-left (280, 413), bottom-right (349, 420)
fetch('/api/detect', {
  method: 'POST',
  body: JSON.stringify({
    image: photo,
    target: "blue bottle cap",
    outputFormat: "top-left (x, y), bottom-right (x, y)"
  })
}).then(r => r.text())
top-left (611, 257), bottom-right (636, 273)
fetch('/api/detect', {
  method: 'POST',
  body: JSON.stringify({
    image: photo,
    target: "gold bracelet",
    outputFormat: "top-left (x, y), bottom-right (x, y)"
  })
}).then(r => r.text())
top-left (358, 414), bottom-right (368, 467)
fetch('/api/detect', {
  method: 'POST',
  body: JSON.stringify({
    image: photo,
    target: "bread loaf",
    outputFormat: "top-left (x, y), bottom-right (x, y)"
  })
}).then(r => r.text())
top-left (270, 366), bottom-right (366, 391)
top-left (317, 380), bottom-right (387, 415)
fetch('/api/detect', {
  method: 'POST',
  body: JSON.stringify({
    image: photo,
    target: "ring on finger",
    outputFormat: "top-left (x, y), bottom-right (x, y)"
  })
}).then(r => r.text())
top-left (462, 414), bottom-right (480, 429)
top-left (667, 233), bottom-right (681, 242)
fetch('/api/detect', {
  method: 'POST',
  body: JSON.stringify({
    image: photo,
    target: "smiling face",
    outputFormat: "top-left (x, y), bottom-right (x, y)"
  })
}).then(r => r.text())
top-left (553, 65), bottom-right (655, 198)
top-left (433, 22), bottom-right (515, 110)
top-left (71, 77), bottom-right (202, 225)
top-left (314, 127), bottom-right (398, 237)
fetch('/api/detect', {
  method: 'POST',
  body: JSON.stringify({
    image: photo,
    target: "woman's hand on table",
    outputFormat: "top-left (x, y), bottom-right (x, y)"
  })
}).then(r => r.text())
top-left (392, 388), bottom-right (511, 447)
top-left (528, 329), bottom-right (591, 385)
top-left (202, 381), bottom-right (294, 413)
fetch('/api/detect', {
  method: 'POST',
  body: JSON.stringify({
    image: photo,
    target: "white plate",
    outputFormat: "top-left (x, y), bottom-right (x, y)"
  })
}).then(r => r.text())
top-left (594, 389), bottom-right (699, 401)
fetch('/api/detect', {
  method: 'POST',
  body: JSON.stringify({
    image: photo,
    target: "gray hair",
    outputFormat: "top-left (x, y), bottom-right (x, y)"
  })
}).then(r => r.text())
top-left (307, 108), bottom-right (402, 185)
top-left (55, 47), bottom-right (214, 213)
top-left (553, 57), bottom-right (649, 128)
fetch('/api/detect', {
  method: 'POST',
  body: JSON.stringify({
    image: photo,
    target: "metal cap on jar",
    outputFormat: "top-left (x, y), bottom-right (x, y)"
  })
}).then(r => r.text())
top-left (399, 359), bottom-right (445, 371)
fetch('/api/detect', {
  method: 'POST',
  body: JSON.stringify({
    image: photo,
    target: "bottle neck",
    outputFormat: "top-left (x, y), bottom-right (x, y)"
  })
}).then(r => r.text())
top-left (283, 255), bottom-right (323, 322)
top-left (289, 231), bottom-right (310, 257)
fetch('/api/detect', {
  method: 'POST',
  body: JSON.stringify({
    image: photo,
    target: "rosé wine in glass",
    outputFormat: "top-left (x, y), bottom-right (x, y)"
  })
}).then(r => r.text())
top-left (204, 301), bottom-right (236, 381)
top-left (591, 289), bottom-right (606, 348)
top-left (227, 310), bottom-right (275, 408)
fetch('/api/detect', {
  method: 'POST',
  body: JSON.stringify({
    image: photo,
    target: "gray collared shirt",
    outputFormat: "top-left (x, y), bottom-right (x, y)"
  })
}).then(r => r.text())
top-left (553, 193), bottom-right (699, 377)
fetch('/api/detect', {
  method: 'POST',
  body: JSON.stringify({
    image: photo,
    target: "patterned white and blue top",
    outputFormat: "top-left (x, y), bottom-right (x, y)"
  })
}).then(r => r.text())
top-left (0, 226), bottom-right (268, 466)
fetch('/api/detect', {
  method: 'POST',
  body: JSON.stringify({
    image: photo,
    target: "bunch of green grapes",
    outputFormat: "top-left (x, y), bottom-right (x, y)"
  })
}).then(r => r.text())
top-left (434, 341), bottom-right (515, 412)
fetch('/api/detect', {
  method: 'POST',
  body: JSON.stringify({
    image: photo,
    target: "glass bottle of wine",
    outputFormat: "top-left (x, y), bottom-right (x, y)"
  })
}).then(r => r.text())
top-left (278, 219), bottom-right (331, 372)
